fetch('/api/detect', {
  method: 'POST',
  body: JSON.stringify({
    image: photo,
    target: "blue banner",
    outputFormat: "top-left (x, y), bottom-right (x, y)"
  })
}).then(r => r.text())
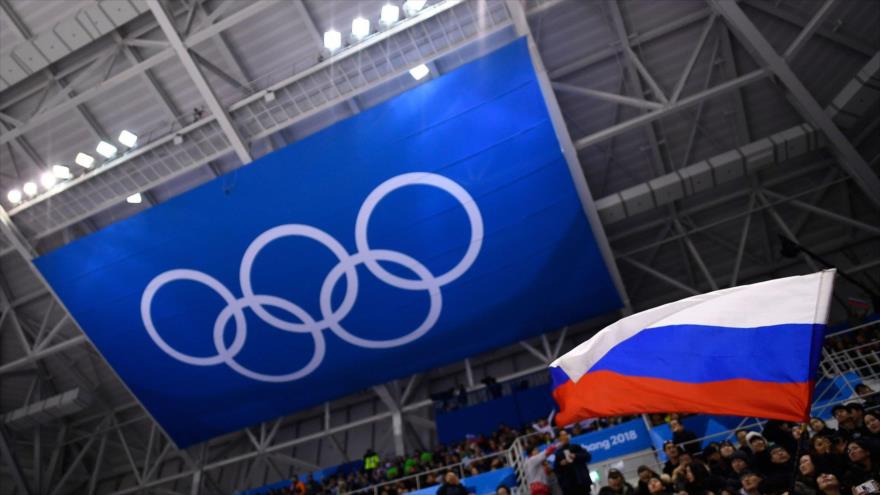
top-left (570, 419), bottom-right (653, 463)
top-left (35, 39), bottom-right (622, 447)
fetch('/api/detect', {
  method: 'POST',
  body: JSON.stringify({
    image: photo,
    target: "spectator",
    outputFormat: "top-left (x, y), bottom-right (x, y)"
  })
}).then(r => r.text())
top-left (670, 419), bottom-right (700, 456)
top-left (646, 476), bottom-right (672, 495)
top-left (437, 472), bottom-right (468, 495)
top-left (796, 454), bottom-right (820, 495)
top-left (525, 444), bottom-right (556, 495)
top-left (307, 474), bottom-right (320, 494)
top-left (495, 485), bottom-right (511, 495)
top-left (662, 442), bottom-right (684, 476)
top-left (636, 466), bottom-right (660, 495)
top-left (553, 430), bottom-right (593, 495)
top-left (832, 405), bottom-right (860, 441)
top-left (761, 444), bottom-right (794, 493)
top-left (599, 469), bottom-right (635, 495)
top-left (810, 417), bottom-right (828, 436)
top-left (812, 434), bottom-right (847, 480)
top-left (848, 402), bottom-right (868, 430)
top-left (734, 429), bottom-right (751, 453)
top-left (738, 471), bottom-right (762, 495)
top-left (816, 473), bottom-right (843, 495)
top-left (864, 413), bottom-right (880, 439)
top-left (292, 475), bottom-right (307, 495)
top-left (843, 439), bottom-right (879, 489)
top-left (685, 462), bottom-right (714, 495)
top-left (745, 432), bottom-right (771, 474)
top-left (364, 449), bottom-right (380, 472)
top-left (856, 383), bottom-right (880, 411)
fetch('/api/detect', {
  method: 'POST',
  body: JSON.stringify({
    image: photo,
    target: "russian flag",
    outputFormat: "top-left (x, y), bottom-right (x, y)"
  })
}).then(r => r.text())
top-left (550, 270), bottom-right (835, 425)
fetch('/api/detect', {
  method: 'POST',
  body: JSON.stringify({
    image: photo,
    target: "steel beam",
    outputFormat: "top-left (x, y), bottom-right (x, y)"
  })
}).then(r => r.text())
top-left (574, 69), bottom-right (768, 150)
top-left (760, 189), bottom-right (880, 235)
top-left (784, 0), bottom-right (838, 60)
top-left (147, 0), bottom-right (252, 164)
top-left (710, 0), bottom-right (880, 208)
top-left (506, 0), bottom-right (632, 312)
top-left (0, 426), bottom-right (33, 495)
top-left (620, 257), bottom-right (700, 295)
top-left (551, 82), bottom-right (663, 110)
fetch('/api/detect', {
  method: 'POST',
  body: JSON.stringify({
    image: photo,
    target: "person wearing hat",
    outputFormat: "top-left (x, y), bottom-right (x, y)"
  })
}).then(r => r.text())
top-left (745, 432), bottom-right (772, 475)
top-left (760, 444), bottom-right (795, 494)
top-left (599, 469), bottom-right (635, 495)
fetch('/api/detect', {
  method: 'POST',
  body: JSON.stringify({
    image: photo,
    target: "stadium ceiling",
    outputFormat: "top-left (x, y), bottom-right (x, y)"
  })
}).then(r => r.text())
top-left (0, 0), bottom-right (878, 493)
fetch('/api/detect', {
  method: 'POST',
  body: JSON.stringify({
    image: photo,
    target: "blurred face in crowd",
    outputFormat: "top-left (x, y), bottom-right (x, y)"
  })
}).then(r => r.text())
top-left (670, 420), bottom-right (683, 433)
top-left (865, 413), bottom-right (880, 434)
top-left (741, 474), bottom-right (761, 492)
top-left (720, 443), bottom-right (734, 458)
top-left (833, 407), bottom-right (850, 425)
top-left (609, 474), bottom-right (622, 489)
top-left (647, 478), bottom-right (665, 495)
top-left (771, 446), bottom-right (790, 464)
top-left (638, 469), bottom-right (652, 483)
top-left (848, 406), bottom-right (864, 425)
top-left (664, 443), bottom-right (679, 460)
top-left (813, 436), bottom-right (832, 455)
top-left (847, 442), bottom-right (868, 463)
top-left (810, 418), bottom-right (826, 433)
top-left (749, 437), bottom-right (767, 453)
top-left (559, 431), bottom-right (570, 446)
top-left (817, 473), bottom-right (840, 492)
top-left (679, 453), bottom-right (692, 467)
top-left (736, 430), bottom-right (748, 445)
top-left (445, 472), bottom-right (459, 485)
top-left (496, 486), bottom-right (510, 495)
top-left (799, 455), bottom-right (815, 477)
top-left (731, 458), bottom-right (747, 474)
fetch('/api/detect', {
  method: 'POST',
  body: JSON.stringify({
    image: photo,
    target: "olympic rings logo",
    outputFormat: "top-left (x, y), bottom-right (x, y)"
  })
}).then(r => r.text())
top-left (140, 173), bottom-right (483, 383)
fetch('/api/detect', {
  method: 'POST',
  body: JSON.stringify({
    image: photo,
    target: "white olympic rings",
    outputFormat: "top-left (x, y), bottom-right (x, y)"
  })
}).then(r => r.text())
top-left (140, 173), bottom-right (483, 382)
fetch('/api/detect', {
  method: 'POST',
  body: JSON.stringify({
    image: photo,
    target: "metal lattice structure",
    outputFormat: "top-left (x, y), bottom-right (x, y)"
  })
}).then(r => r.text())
top-left (0, 0), bottom-right (878, 493)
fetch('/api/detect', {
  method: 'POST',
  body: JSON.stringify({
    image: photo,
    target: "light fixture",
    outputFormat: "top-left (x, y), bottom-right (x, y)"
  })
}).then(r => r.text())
top-left (381, 3), bottom-right (400, 24)
top-left (7, 189), bottom-right (22, 204)
top-left (40, 171), bottom-right (57, 189)
top-left (75, 152), bottom-right (95, 168)
top-left (409, 64), bottom-right (430, 80)
top-left (351, 17), bottom-right (370, 39)
top-left (23, 182), bottom-right (38, 197)
top-left (52, 164), bottom-right (72, 180)
top-left (403, 0), bottom-right (426, 16)
top-left (173, 134), bottom-right (184, 145)
top-left (96, 141), bottom-right (117, 159)
top-left (126, 193), bottom-right (142, 204)
top-left (118, 129), bottom-right (138, 148)
top-left (323, 29), bottom-right (342, 51)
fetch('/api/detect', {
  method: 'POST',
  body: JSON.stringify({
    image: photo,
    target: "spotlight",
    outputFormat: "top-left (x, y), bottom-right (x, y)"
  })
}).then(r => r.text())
top-left (23, 182), bottom-right (38, 197)
top-left (96, 141), bottom-right (117, 159)
top-left (7, 189), bottom-right (22, 204)
top-left (403, 0), bottom-right (426, 16)
top-left (352, 17), bottom-right (370, 39)
top-left (126, 193), bottom-right (142, 204)
top-left (52, 165), bottom-right (72, 180)
top-left (409, 64), bottom-right (430, 80)
top-left (40, 171), bottom-right (57, 189)
top-left (380, 4), bottom-right (400, 24)
top-left (324, 29), bottom-right (342, 51)
top-left (75, 152), bottom-right (95, 168)
top-left (118, 130), bottom-right (138, 148)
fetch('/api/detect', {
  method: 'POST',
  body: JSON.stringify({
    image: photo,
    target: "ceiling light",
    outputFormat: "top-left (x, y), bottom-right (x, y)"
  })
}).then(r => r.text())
top-left (381, 4), bottom-right (400, 24)
top-left (52, 164), bottom-right (72, 180)
top-left (409, 64), bottom-right (430, 80)
top-left (40, 171), bottom-right (57, 189)
top-left (23, 182), bottom-right (38, 197)
top-left (403, 0), bottom-right (426, 16)
top-left (7, 189), bottom-right (22, 204)
top-left (96, 141), bottom-right (117, 159)
top-left (352, 17), bottom-right (370, 39)
top-left (118, 130), bottom-right (138, 148)
top-left (324, 29), bottom-right (342, 51)
top-left (75, 152), bottom-right (95, 168)
top-left (126, 193), bottom-right (142, 204)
